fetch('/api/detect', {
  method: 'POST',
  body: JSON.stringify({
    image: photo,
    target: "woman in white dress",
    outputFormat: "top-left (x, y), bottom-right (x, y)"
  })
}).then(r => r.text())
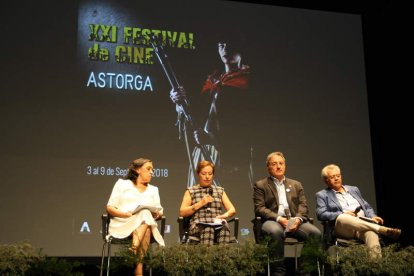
top-left (106, 158), bottom-right (164, 276)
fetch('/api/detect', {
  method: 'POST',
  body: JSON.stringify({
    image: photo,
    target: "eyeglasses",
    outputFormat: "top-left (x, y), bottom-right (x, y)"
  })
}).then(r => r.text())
top-left (327, 174), bottom-right (341, 180)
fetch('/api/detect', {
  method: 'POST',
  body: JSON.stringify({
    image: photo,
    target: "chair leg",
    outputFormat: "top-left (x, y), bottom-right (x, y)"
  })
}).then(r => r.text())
top-left (267, 254), bottom-right (270, 276)
top-left (335, 240), bottom-right (339, 264)
top-left (294, 243), bottom-right (298, 271)
top-left (100, 241), bottom-right (107, 276)
top-left (106, 241), bottom-right (112, 276)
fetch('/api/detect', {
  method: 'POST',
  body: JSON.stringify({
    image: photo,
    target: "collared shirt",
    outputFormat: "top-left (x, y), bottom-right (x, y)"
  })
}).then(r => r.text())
top-left (271, 176), bottom-right (289, 217)
top-left (333, 186), bottom-right (365, 216)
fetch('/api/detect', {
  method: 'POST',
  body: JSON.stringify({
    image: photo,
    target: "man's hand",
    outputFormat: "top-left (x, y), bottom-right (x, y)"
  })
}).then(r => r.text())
top-left (372, 216), bottom-right (384, 225)
top-left (193, 128), bottom-right (209, 145)
top-left (170, 86), bottom-right (187, 104)
top-left (278, 217), bottom-right (289, 229)
top-left (344, 210), bottom-right (357, 216)
top-left (279, 217), bottom-right (301, 232)
top-left (288, 218), bottom-right (301, 232)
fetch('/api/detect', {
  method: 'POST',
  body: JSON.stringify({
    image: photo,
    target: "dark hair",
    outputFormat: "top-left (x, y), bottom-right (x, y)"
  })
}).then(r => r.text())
top-left (196, 160), bottom-right (215, 174)
top-left (216, 31), bottom-right (246, 54)
top-left (125, 158), bottom-right (152, 183)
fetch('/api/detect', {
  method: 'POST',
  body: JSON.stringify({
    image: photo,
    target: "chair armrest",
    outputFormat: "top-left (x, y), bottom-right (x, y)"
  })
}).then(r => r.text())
top-left (320, 220), bottom-right (336, 245)
top-left (158, 216), bottom-right (166, 237)
top-left (177, 216), bottom-right (190, 243)
top-left (177, 216), bottom-right (184, 240)
top-left (101, 213), bottom-right (110, 241)
top-left (229, 217), bottom-right (239, 240)
top-left (252, 217), bottom-right (262, 243)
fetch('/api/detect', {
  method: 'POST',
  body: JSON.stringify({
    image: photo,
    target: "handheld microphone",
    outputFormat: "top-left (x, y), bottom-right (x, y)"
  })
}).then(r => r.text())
top-left (354, 206), bottom-right (362, 216)
top-left (284, 208), bottom-right (295, 232)
top-left (207, 187), bottom-right (213, 211)
top-left (284, 208), bottom-right (291, 220)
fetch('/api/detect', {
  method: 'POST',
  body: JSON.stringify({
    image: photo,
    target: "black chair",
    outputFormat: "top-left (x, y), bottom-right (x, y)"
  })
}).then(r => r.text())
top-left (252, 216), bottom-right (315, 272)
top-left (177, 216), bottom-right (239, 244)
top-left (99, 213), bottom-right (166, 276)
top-left (320, 220), bottom-right (365, 264)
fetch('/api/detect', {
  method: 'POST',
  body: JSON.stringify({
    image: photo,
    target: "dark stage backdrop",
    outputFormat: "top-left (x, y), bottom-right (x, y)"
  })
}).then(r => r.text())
top-left (0, 0), bottom-right (375, 256)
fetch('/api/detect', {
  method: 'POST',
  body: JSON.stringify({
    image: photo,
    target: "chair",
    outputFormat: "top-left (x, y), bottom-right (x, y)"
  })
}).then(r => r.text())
top-left (177, 216), bottom-right (239, 244)
top-left (99, 213), bottom-right (166, 276)
top-left (252, 216), bottom-right (315, 272)
top-left (320, 220), bottom-right (364, 264)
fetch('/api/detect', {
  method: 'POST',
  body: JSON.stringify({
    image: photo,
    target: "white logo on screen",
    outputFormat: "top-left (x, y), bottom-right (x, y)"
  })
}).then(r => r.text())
top-left (80, 221), bottom-right (91, 233)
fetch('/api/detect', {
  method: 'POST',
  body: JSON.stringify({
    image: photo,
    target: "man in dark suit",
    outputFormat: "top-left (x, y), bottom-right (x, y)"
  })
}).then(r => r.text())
top-left (316, 164), bottom-right (401, 259)
top-left (253, 151), bottom-right (321, 275)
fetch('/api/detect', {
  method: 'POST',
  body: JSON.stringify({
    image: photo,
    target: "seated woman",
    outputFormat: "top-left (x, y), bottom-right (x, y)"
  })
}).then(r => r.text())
top-left (106, 158), bottom-right (164, 276)
top-left (179, 160), bottom-right (236, 244)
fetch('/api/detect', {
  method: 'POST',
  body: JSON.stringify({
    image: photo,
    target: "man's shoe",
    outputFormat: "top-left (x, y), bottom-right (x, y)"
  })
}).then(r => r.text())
top-left (386, 228), bottom-right (401, 239)
top-left (379, 226), bottom-right (401, 239)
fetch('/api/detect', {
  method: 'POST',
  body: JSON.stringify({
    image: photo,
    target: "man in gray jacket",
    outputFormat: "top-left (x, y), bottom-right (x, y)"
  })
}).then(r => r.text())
top-left (253, 151), bottom-right (321, 275)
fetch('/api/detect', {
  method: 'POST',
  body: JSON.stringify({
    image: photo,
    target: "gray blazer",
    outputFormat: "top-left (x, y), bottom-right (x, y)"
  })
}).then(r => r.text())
top-left (253, 176), bottom-right (310, 222)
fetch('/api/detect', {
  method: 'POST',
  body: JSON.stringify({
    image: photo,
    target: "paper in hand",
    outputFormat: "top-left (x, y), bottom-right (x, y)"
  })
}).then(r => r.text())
top-left (285, 218), bottom-right (296, 232)
top-left (197, 218), bottom-right (228, 228)
top-left (359, 216), bottom-right (379, 224)
top-left (132, 205), bottom-right (162, 215)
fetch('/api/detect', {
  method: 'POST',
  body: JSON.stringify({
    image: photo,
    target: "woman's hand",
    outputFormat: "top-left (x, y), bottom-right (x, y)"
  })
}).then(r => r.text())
top-left (121, 211), bottom-right (133, 218)
top-left (152, 211), bottom-right (161, 220)
top-left (200, 195), bottom-right (214, 206)
top-left (216, 213), bottom-right (229, 219)
top-left (107, 205), bottom-right (132, 218)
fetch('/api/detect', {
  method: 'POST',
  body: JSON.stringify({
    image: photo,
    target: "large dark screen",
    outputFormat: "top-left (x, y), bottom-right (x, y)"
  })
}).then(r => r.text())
top-left (0, 0), bottom-right (375, 256)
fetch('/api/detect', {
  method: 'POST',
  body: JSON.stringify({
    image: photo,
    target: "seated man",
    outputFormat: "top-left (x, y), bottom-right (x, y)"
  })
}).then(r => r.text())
top-left (316, 164), bottom-right (401, 259)
top-left (253, 151), bottom-right (321, 275)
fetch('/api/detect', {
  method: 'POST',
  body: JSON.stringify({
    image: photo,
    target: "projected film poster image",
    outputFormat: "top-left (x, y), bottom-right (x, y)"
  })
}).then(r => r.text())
top-left (78, 0), bottom-right (263, 243)
top-left (76, 0), bottom-right (375, 250)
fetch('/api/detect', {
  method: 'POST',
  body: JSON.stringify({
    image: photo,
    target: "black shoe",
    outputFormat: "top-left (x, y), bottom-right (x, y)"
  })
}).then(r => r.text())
top-left (271, 265), bottom-right (286, 276)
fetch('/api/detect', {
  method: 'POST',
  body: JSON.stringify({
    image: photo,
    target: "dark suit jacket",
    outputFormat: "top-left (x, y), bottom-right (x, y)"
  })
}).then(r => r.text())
top-left (253, 176), bottom-right (310, 222)
top-left (315, 185), bottom-right (377, 243)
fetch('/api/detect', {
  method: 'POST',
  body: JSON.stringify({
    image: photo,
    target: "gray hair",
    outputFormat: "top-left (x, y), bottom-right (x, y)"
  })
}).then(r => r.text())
top-left (266, 151), bottom-right (285, 166)
top-left (321, 164), bottom-right (340, 180)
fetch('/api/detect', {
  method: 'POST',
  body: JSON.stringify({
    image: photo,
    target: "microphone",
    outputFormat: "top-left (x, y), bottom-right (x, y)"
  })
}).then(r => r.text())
top-left (284, 208), bottom-right (291, 220)
top-left (207, 187), bottom-right (213, 211)
top-left (284, 208), bottom-right (295, 232)
top-left (354, 206), bottom-right (362, 216)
